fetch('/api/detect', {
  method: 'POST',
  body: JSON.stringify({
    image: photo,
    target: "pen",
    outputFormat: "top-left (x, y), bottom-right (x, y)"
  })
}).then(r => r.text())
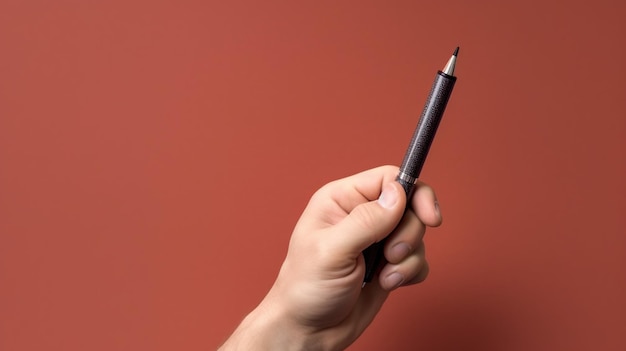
top-left (362, 47), bottom-right (459, 284)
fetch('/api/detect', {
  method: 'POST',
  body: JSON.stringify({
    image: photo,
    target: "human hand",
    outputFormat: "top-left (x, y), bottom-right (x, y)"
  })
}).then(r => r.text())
top-left (219, 165), bottom-right (442, 351)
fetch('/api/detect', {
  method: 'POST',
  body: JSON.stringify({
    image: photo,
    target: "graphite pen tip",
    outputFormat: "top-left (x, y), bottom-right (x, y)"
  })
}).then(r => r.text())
top-left (442, 47), bottom-right (458, 76)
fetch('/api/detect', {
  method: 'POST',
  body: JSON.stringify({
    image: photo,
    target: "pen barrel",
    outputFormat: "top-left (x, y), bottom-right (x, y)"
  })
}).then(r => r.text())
top-left (362, 71), bottom-right (456, 284)
top-left (399, 71), bottom-right (456, 179)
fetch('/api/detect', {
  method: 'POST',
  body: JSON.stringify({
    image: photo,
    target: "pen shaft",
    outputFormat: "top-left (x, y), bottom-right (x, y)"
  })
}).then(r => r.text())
top-left (399, 71), bottom-right (456, 182)
top-left (362, 70), bottom-right (456, 284)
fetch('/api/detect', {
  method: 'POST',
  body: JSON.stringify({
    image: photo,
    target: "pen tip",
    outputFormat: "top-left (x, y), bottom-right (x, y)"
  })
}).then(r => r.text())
top-left (453, 46), bottom-right (459, 57)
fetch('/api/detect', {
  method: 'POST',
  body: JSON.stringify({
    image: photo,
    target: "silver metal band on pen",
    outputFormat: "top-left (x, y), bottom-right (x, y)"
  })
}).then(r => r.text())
top-left (397, 171), bottom-right (417, 185)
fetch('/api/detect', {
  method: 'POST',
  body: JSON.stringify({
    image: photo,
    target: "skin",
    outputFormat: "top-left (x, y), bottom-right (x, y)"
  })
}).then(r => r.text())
top-left (219, 165), bottom-right (442, 351)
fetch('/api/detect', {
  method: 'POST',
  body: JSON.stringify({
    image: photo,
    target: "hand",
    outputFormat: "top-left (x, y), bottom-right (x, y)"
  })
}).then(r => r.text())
top-left (219, 166), bottom-right (442, 351)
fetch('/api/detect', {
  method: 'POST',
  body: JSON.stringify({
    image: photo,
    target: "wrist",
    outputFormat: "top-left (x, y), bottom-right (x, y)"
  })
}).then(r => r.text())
top-left (218, 297), bottom-right (326, 351)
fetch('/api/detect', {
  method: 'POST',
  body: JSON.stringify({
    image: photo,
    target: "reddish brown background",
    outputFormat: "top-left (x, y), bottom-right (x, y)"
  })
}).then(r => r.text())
top-left (1, 1), bottom-right (624, 350)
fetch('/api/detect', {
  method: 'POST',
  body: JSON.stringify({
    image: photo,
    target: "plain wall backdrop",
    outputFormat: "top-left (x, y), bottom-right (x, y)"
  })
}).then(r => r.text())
top-left (1, 1), bottom-right (624, 350)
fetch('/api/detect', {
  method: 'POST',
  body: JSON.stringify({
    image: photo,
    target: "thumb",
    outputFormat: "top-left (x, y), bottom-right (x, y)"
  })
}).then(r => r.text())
top-left (330, 182), bottom-right (406, 255)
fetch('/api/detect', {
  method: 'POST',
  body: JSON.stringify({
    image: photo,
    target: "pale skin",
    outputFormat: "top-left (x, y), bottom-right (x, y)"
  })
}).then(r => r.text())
top-left (219, 165), bottom-right (442, 351)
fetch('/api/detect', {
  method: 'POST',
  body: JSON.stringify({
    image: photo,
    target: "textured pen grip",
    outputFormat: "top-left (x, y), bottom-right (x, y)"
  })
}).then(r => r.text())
top-left (400, 72), bottom-right (456, 178)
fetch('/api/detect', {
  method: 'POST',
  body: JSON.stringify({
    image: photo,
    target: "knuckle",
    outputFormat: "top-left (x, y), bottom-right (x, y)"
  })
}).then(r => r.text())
top-left (309, 182), bottom-right (335, 206)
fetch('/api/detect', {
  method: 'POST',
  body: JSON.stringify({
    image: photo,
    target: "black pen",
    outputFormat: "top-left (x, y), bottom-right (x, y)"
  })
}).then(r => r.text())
top-left (362, 47), bottom-right (459, 284)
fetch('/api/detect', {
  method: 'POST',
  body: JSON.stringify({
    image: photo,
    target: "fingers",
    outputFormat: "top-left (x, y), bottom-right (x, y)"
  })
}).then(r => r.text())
top-left (298, 166), bottom-right (442, 286)
top-left (411, 181), bottom-right (443, 227)
top-left (378, 181), bottom-right (442, 291)
top-left (383, 210), bottom-right (424, 264)
top-left (380, 214), bottom-right (426, 290)
top-left (379, 241), bottom-right (428, 290)
top-left (328, 181), bottom-right (406, 255)
top-left (382, 182), bottom-right (441, 265)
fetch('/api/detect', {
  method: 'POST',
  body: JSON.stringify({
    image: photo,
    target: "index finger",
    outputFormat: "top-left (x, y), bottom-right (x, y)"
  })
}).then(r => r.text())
top-left (409, 180), bottom-right (443, 227)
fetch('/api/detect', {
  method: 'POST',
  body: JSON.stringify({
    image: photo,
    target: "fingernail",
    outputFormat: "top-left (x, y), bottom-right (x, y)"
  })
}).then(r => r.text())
top-left (391, 243), bottom-right (411, 261)
top-left (434, 200), bottom-right (441, 218)
top-left (378, 183), bottom-right (398, 209)
top-left (384, 272), bottom-right (404, 290)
